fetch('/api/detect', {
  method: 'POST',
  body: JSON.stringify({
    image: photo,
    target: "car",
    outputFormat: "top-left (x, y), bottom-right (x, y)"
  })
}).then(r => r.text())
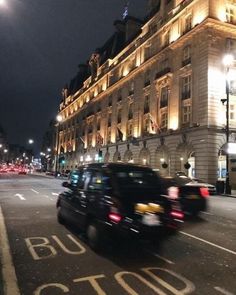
top-left (174, 174), bottom-right (216, 195)
top-left (160, 174), bottom-right (210, 216)
top-left (56, 163), bottom-right (184, 252)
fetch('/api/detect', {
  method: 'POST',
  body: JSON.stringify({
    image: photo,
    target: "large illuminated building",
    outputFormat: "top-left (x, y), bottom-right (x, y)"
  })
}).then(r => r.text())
top-left (56, 0), bottom-right (236, 187)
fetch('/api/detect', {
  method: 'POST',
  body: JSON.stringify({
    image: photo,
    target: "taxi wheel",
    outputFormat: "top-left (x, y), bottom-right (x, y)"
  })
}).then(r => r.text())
top-left (57, 206), bottom-right (65, 224)
top-left (86, 222), bottom-right (104, 252)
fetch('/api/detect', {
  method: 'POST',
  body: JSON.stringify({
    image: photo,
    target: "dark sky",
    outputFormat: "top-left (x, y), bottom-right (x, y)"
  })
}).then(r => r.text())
top-left (0, 0), bottom-right (147, 153)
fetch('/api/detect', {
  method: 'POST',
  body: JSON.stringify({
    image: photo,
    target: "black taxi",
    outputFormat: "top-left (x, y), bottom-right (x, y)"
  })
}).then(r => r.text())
top-left (56, 163), bottom-right (184, 251)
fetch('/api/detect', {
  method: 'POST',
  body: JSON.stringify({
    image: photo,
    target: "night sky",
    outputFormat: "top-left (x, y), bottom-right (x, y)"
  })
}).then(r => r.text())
top-left (0, 0), bottom-right (147, 154)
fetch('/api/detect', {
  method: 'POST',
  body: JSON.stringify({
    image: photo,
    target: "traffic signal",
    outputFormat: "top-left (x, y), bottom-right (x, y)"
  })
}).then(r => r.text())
top-left (98, 150), bottom-right (103, 162)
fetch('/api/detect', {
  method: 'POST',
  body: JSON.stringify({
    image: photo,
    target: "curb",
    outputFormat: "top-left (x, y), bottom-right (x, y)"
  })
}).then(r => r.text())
top-left (219, 194), bottom-right (236, 199)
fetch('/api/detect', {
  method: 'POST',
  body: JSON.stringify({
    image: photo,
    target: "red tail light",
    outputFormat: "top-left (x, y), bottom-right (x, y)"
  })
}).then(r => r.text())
top-left (108, 213), bottom-right (122, 223)
top-left (170, 210), bottom-right (184, 219)
top-left (200, 187), bottom-right (209, 198)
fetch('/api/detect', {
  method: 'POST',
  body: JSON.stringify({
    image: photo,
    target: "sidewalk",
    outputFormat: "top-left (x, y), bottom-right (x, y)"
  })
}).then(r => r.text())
top-left (221, 189), bottom-right (236, 198)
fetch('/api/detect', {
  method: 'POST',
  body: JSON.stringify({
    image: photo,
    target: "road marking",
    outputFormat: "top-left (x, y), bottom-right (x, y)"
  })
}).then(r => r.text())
top-left (14, 193), bottom-right (26, 201)
top-left (52, 192), bottom-right (59, 196)
top-left (0, 206), bottom-right (21, 294)
top-left (214, 286), bottom-right (235, 295)
top-left (31, 189), bottom-right (39, 194)
top-left (147, 251), bottom-right (174, 265)
top-left (42, 195), bottom-right (49, 198)
top-left (180, 231), bottom-right (236, 255)
top-left (201, 211), bottom-right (213, 216)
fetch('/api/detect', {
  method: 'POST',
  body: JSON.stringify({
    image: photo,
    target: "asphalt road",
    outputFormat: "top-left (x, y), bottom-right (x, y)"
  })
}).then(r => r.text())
top-left (0, 173), bottom-right (235, 295)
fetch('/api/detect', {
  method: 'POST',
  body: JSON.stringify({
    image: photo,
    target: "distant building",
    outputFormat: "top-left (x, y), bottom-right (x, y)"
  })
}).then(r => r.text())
top-left (55, 0), bottom-right (236, 187)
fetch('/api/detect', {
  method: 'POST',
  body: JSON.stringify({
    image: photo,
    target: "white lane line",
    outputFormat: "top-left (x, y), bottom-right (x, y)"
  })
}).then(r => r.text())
top-left (201, 211), bottom-right (213, 216)
top-left (50, 198), bottom-right (54, 201)
top-left (31, 189), bottom-right (39, 194)
top-left (51, 192), bottom-right (59, 196)
top-left (0, 206), bottom-right (21, 294)
top-left (42, 195), bottom-right (49, 198)
top-left (152, 253), bottom-right (175, 265)
top-left (146, 250), bottom-right (174, 265)
top-left (180, 231), bottom-right (236, 255)
top-left (14, 194), bottom-right (26, 201)
top-left (214, 286), bottom-right (235, 295)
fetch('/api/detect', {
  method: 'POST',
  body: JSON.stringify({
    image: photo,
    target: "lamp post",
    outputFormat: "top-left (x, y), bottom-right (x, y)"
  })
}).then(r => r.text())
top-left (222, 54), bottom-right (234, 194)
top-left (55, 115), bottom-right (62, 176)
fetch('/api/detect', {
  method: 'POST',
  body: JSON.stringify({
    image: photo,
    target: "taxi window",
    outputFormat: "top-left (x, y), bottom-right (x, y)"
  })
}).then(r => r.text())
top-left (78, 170), bottom-right (91, 189)
top-left (88, 171), bottom-right (103, 191)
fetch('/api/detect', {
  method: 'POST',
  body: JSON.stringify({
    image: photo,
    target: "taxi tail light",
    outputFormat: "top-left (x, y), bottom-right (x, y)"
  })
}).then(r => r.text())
top-left (170, 210), bottom-right (184, 220)
top-left (108, 212), bottom-right (122, 223)
top-left (108, 206), bottom-right (123, 223)
top-left (200, 187), bottom-right (209, 198)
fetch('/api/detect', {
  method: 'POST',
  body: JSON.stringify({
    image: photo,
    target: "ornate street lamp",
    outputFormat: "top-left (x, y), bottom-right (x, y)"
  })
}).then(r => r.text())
top-left (222, 54), bottom-right (234, 194)
top-left (55, 115), bottom-right (62, 176)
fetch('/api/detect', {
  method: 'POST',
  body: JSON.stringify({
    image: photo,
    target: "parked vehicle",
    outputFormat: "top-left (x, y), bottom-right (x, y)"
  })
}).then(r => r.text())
top-left (56, 163), bottom-right (184, 251)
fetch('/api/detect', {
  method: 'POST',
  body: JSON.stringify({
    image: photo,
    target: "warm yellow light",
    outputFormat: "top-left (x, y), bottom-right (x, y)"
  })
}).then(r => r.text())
top-left (0, 0), bottom-right (6, 6)
top-left (170, 21), bottom-right (180, 43)
top-left (193, 11), bottom-right (207, 26)
top-left (56, 115), bottom-right (63, 122)
top-left (217, 7), bottom-right (226, 22)
top-left (123, 67), bottom-right (129, 77)
top-left (169, 116), bottom-right (178, 130)
top-left (223, 54), bottom-right (234, 67)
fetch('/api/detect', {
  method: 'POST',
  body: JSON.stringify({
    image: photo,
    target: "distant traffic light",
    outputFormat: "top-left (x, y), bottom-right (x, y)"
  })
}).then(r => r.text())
top-left (59, 156), bottom-right (65, 165)
top-left (98, 150), bottom-right (103, 162)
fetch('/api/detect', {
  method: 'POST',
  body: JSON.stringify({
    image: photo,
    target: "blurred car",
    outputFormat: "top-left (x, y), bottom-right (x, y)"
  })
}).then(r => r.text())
top-left (18, 168), bottom-right (27, 175)
top-left (56, 163), bottom-right (184, 252)
top-left (174, 174), bottom-right (216, 195)
top-left (160, 174), bottom-right (210, 216)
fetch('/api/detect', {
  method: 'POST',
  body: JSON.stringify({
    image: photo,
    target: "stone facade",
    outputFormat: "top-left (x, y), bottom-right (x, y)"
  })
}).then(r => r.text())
top-left (55, 0), bottom-right (236, 188)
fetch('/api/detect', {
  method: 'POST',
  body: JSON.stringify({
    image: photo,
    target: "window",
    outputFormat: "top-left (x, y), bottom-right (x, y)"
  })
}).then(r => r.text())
top-left (181, 75), bottom-right (191, 100)
top-left (97, 118), bottom-right (101, 131)
top-left (160, 111), bottom-right (168, 129)
top-left (88, 122), bottom-right (93, 133)
top-left (108, 96), bottom-right (112, 107)
top-left (230, 80), bottom-right (236, 95)
top-left (108, 113), bottom-right (112, 127)
top-left (184, 14), bottom-right (192, 33)
top-left (162, 30), bottom-right (170, 47)
top-left (226, 5), bottom-right (236, 24)
top-left (117, 108), bottom-right (122, 123)
top-left (128, 103), bottom-right (133, 120)
top-left (143, 116), bottom-right (149, 133)
top-left (129, 81), bottom-right (134, 95)
top-left (117, 89), bottom-right (122, 101)
top-left (107, 127), bottom-right (111, 144)
top-left (183, 45), bottom-right (191, 65)
top-left (182, 99), bottom-right (192, 124)
top-left (160, 87), bottom-right (169, 108)
top-left (88, 171), bottom-right (103, 191)
top-left (144, 95), bottom-right (150, 114)
top-left (127, 121), bottom-right (133, 137)
top-left (230, 104), bottom-right (235, 120)
top-left (160, 59), bottom-right (169, 71)
top-left (78, 170), bottom-right (92, 189)
top-left (144, 70), bottom-right (151, 87)
top-left (88, 133), bottom-right (92, 147)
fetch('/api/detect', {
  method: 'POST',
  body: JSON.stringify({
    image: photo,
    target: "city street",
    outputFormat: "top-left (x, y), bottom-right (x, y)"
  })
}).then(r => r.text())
top-left (0, 173), bottom-right (235, 295)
